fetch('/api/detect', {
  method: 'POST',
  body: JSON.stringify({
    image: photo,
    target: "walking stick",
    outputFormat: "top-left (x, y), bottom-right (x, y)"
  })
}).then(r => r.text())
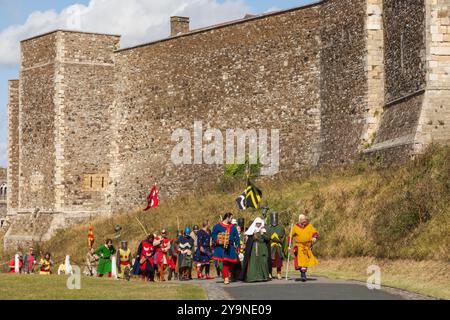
top-left (285, 222), bottom-right (294, 281)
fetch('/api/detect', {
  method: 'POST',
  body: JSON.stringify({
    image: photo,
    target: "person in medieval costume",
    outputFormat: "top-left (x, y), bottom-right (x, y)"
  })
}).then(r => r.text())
top-left (117, 240), bottom-right (132, 280)
top-left (23, 247), bottom-right (36, 274)
top-left (194, 220), bottom-right (213, 280)
top-left (8, 253), bottom-right (23, 273)
top-left (154, 229), bottom-right (171, 281)
top-left (95, 239), bottom-right (116, 278)
top-left (266, 212), bottom-right (286, 280)
top-left (84, 248), bottom-right (98, 276)
top-left (168, 231), bottom-right (181, 281)
top-left (139, 234), bottom-right (156, 282)
top-left (178, 227), bottom-right (195, 281)
top-left (290, 214), bottom-right (319, 282)
top-left (211, 213), bottom-right (240, 285)
top-left (132, 235), bottom-right (147, 277)
top-left (88, 226), bottom-right (95, 249)
top-left (240, 217), bottom-right (271, 282)
top-left (189, 225), bottom-right (199, 279)
top-left (39, 252), bottom-right (54, 275)
top-left (231, 218), bottom-right (245, 281)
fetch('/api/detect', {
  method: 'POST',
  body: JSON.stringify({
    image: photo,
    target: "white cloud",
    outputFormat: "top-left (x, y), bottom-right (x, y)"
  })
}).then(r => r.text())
top-left (0, 0), bottom-right (251, 66)
top-left (0, 141), bottom-right (7, 168)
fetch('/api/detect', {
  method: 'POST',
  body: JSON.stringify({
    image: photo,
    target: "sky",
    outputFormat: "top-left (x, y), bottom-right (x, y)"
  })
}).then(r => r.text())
top-left (0, 0), bottom-right (316, 167)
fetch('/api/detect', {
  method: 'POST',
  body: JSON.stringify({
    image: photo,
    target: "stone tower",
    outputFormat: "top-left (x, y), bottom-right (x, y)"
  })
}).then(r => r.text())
top-left (5, 30), bottom-right (120, 249)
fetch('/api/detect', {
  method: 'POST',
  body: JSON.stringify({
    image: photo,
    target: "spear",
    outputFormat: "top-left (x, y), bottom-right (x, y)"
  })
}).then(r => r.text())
top-left (285, 222), bottom-right (294, 281)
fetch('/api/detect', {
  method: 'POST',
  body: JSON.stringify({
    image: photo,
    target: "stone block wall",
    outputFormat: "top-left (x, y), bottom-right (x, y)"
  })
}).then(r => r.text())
top-left (19, 34), bottom-right (58, 212)
top-left (415, 0), bottom-right (450, 150)
top-left (7, 80), bottom-right (19, 215)
top-left (112, 4), bottom-right (322, 212)
top-left (0, 168), bottom-right (6, 218)
top-left (4, 0), bottom-right (450, 250)
top-left (55, 31), bottom-right (120, 216)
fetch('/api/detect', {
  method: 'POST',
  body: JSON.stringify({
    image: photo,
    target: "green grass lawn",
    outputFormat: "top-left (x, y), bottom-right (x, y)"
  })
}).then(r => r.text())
top-left (0, 274), bottom-right (206, 300)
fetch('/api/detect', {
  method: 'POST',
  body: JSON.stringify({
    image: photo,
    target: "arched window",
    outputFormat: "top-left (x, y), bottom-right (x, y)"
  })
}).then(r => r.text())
top-left (0, 183), bottom-right (6, 198)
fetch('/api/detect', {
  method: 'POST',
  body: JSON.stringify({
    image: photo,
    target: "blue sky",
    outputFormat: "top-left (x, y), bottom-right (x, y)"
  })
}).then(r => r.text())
top-left (0, 0), bottom-right (315, 167)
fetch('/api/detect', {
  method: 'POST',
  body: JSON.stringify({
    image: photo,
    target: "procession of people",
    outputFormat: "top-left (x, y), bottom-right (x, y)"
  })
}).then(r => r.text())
top-left (5, 211), bottom-right (319, 284)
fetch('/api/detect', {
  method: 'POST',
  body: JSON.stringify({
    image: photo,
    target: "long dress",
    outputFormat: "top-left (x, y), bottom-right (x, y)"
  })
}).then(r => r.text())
top-left (95, 244), bottom-right (116, 275)
top-left (290, 223), bottom-right (319, 269)
top-left (243, 232), bottom-right (271, 282)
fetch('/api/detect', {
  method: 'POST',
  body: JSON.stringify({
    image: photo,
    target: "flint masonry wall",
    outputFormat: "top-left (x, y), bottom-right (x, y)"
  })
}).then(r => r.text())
top-left (319, 0), bottom-right (368, 164)
top-left (112, 4), bottom-right (322, 212)
top-left (366, 0), bottom-right (450, 159)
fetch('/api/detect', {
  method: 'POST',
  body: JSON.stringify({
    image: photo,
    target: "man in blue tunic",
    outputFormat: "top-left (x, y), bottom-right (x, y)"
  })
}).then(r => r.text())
top-left (211, 213), bottom-right (240, 285)
top-left (194, 220), bottom-right (213, 280)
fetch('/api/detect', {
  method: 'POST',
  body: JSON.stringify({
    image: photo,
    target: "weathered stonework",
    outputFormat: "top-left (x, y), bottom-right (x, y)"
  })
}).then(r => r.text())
top-left (7, 80), bottom-right (19, 216)
top-left (0, 168), bottom-right (6, 219)
top-left (366, 0), bottom-right (450, 159)
top-left (4, 0), bottom-right (450, 250)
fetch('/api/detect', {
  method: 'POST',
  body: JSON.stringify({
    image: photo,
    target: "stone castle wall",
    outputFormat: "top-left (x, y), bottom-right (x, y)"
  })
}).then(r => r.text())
top-left (318, 0), bottom-right (368, 164)
top-left (7, 80), bottom-right (19, 215)
top-left (112, 4), bottom-right (322, 212)
top-left (0, 168), bottom-right (6, 218)
top-left (4, 0), bottom-right (450, 250)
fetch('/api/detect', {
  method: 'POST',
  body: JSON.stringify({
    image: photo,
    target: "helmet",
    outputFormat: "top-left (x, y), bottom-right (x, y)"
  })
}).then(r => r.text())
top-left (184, 227), bottom-right (191, 235)
top-left (270, 212), bottom-right (279, 226)
top-left (161, 229), bottom-right (167, 235)
top-left (193, 225), bottom-right (199, 231)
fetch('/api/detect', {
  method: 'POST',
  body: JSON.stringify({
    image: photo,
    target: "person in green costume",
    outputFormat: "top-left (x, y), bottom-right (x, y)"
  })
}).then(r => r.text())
top-left (266, 212), bottom-right (286, 280)
top-left (95, 239), bottom-right (116, 278)
top-left (241, 217), bottom-right (271, 283)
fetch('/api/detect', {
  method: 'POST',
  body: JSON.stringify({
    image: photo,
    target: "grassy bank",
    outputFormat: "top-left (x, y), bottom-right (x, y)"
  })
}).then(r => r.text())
top-left (1, 146), bottom-right (449, 298)
top-left (0, 274), bottom-right (205, 300)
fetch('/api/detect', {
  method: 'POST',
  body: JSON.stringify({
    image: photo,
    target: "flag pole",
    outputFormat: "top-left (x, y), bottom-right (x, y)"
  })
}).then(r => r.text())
top-left (285, 222), bottom-right (294, 281)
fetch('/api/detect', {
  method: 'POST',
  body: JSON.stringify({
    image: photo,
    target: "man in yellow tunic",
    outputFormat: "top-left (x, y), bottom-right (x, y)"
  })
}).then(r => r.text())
top-left (117, 241), bottom-right (132, 280)
top-left (290, 214), bottom-right (319, 282)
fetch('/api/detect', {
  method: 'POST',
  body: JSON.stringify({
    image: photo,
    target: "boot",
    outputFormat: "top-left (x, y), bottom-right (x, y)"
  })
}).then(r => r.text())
top-left (300, 272), bottom-right (307, 282)
top-left (197, 265), bottom-right (203, 279)
top-left (168, 268), bottom-right (173, 281)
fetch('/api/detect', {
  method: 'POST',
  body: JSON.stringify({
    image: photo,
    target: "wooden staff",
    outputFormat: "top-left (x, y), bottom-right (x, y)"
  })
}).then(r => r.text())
top-left (285, 222), bottom-right (294, 281)
top-left (135, 216), bottom-right (148, 236)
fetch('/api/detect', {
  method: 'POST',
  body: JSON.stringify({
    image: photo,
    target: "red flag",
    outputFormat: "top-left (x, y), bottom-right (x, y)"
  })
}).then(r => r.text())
top-left (144, 184), bottom-right (159, 211)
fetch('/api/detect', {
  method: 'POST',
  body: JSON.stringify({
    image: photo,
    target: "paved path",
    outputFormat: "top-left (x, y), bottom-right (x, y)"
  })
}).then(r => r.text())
top-left (186, 276), bottom-right (433, 300)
